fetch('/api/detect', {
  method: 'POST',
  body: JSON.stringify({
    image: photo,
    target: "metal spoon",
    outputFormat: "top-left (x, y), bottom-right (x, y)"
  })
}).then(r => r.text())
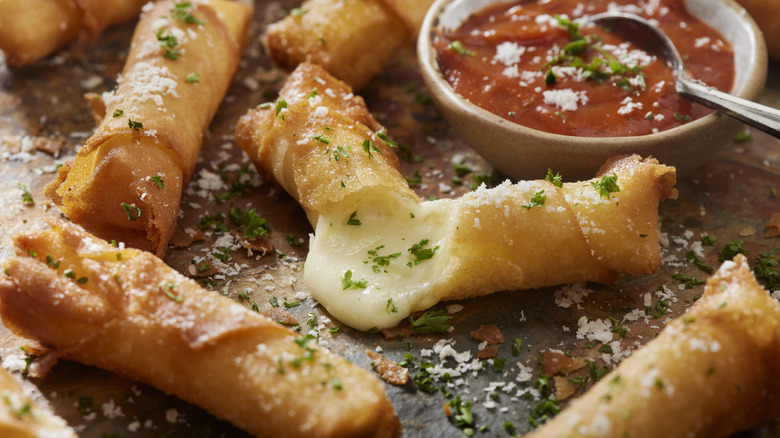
top-left (588, 11), bottom-right (780, 138)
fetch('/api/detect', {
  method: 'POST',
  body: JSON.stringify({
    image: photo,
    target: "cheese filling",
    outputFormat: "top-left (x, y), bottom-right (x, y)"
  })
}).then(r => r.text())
top-left (305, 192), bottom-right (453, 331)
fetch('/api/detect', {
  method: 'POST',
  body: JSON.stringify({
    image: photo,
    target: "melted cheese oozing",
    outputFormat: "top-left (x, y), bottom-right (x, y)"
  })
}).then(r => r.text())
top-left (304, 192), bottom-right (454, 331)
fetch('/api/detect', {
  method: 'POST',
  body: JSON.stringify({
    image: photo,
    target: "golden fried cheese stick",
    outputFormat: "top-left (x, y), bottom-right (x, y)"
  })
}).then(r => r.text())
top-left (263, 0), bottom-right (418, 90)
top-left (527, 255), bottom-right (780, 438)
top-left (0, 0), bottom-right (149, 68)
top-left (0, 219), bottom-right (401, 438)
top-left (0, 365), bottom-right (77, 438)
top-left (45, 0), bottom-right (251, 258)
top-left (235, 63), bottom-right (678, 331)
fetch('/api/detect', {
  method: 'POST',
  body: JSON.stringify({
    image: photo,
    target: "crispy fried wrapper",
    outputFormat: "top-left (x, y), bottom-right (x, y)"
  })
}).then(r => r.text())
top-left (45, 0), bottom-right (251, 258)
top-left (235, 63), bottom-right (678, 331)
top-left (527, 255), bottom-right (780, 438)
top-left (0, 365), bottom-right (77, 438)
top-left (264, 0), bottom-right (411, 90)
top-left (0, 0), bottom-right (149, 68)
top-left (0, 220), bottom-right (401, 438)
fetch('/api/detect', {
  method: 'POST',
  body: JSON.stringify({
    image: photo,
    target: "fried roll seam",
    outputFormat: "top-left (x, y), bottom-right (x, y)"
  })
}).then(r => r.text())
top-left (45, 0), bottom-right (252, 257)
top-left (527, 254), bottom-right (780, 438)
top-left (0, 220), bottom-right (401, 438)
top-left (0, 0), bottom-right (150, 68)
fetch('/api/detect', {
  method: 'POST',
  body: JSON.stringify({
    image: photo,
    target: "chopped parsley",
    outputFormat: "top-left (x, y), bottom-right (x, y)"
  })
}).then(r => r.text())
top-left (386, 299), bottom-right (398, 314)
top-left (18, 183), bottom-right (33, 205)
top-left (346, 211), bottom-right (361, 226)
top-left (647, 297), bottom-right (670, 318)
top-left (447, 396), bottom-right (475, 434)
top-left (313, 134), bottom-right (331, 144)
top-left (120, 202), bottom-right (143, 222)
top-left (366, 246), bottom-right (401, 273)
top-left (128, 118), bottom-right (144, 131)
top-left (754, 248), bottom-right (780, 292)
top-left (528, 374), bottom-right (560, 427)
top-left (341, 270), bottom-right (367, 290)
top-left (733, 131), bottom-right (752, 143)
top-left (171, 2), bottom-right (205, 25)
top-left (408, 239), bottom-right (439, 265)
top-left (718, 240), bottom-right (746, 262)
top-left (608, 316), bottom-right (628, 338)
top-left (286, 234), bottom-right (304, 246)
top-left (112, 109), bottom-right (124, 118)
top-left (150, 175), bottom-right (165, 189)
top-left (198, 212), bottom-right (228, 232)
top-left (590, 173), bottom-right (620, 198)
top-left (685, 250), bottom-right (713, 273)
top-left (673, 112), bottom-right (692, 122)
top-left (185, 72), bottom-right (201, 83)
top-left (522, 190), bottom-right (546, 210)
top-left (447, 41), bottom-right (475, 56)
top-left (159, 281), bottom-right (183, 302)
top-left (362, 138), bottom-right (382, 158)
top-left (512, 338), bottom-right (523, 356)
top-left (701, 234), bottom-right (717, 246)
top-left (275, 98), bottom-right (288, 118)
top-left (407, 309), bottom-right (451, 334)
top-left (156, 29), bottom-right (180, 60)
top-left (545, 169), bottom-right (563, 187)
top-left (376, 129), bottom-right (398, 148)
top-left (228, 204), bottom-right (269, 239)
top-left (405, 170), bottom-right (422, 186)
top-left (333, 145), bottom-right (349, 161)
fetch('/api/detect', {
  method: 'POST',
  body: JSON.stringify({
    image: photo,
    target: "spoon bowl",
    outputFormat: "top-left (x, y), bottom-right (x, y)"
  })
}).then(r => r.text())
top-left (589, 11), bottom-right (780, 138)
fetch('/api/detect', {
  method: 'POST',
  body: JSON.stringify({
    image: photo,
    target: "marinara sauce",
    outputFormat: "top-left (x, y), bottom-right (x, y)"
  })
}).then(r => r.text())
top-left (434, 0), bottom-right (735, 136)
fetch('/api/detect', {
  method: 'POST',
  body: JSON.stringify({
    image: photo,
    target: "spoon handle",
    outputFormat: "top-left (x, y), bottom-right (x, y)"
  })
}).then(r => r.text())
top-left (676, 78), bottom-right (780, 138)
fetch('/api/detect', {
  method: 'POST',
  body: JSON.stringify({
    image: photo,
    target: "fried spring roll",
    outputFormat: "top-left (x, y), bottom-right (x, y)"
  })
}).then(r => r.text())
top-left (0, 220), bottom-right (401, 438)
top-left (527, 255), bottom-right (780, 438)
top-left (0, 365), bottom-right (77, 438)
top-left (0, 0), bottom-right (149, 68)
top-left (235, 63), bottom-right (678, 330)
top-left (45, 0), bottom-right (251, 257)
top-left (263, 0), bottom-right (409, 90)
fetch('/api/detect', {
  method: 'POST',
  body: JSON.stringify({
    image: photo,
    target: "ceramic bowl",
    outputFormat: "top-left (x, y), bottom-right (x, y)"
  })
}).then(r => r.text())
top-left (417, 0), bottom-right (767, 180)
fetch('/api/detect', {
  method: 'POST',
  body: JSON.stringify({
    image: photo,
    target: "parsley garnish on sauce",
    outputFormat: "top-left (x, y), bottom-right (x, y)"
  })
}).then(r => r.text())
top-left (447, 41), bottom-right (475, 56)
top-left (112, 109), bottom-right (124, 118)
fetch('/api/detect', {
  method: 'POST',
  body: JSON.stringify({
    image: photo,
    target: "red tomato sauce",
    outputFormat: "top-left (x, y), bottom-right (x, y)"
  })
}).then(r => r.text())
top-left (434, 0), bottom-right (735, 136)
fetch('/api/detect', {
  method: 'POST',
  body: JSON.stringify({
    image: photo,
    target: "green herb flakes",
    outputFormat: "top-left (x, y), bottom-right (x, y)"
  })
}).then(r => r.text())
top-left (120, 202), bottom-right (143, 222)
top-left (341, 270), bottom-right (367, 290)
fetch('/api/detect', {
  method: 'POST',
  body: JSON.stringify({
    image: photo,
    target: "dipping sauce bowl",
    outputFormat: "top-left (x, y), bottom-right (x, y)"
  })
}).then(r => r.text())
top-left (418, 0), bottom-right (767, 180)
